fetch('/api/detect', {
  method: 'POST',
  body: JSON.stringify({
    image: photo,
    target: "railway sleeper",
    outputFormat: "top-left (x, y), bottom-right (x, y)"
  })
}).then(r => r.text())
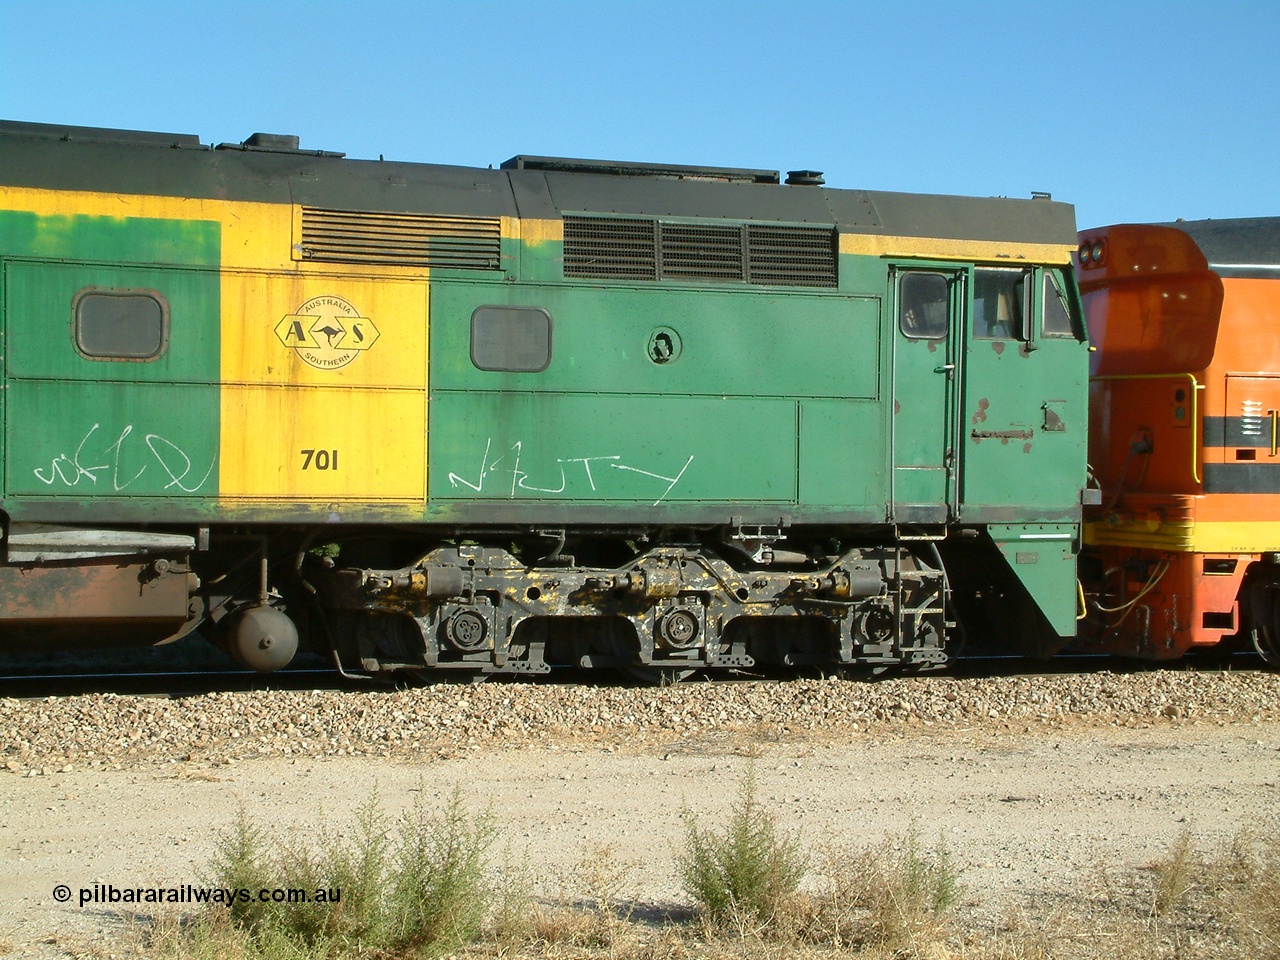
top-left (313, 543), bottom-right (951, 679)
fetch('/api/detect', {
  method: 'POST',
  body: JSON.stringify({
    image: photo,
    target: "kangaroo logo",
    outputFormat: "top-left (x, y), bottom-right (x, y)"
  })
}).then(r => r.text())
top-left (275, 296), bottom-right (380, 370)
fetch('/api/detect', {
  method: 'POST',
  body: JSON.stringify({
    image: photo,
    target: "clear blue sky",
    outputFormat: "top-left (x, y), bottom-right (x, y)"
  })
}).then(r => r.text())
top-left (2, 0), bottom-right (1277, 230)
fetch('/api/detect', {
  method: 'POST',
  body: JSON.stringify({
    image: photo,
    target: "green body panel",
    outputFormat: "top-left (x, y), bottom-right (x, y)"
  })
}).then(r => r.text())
top-left (0, 213), bottom-right (220, 506)
top-left (10, 381), bottom-right (219, 498)
top-left (959, 336), bottom-right (1088, 509)
top-left (987, 523), bottom-right (1079, 635)
top-left (431, 280), bottom-right (880, 399)
top-left (431, 391), bottom-right (796, 504)
top-left (429, 278), bottom-right (887, 512)
top-left (797, 399), bottom-right (886, 509)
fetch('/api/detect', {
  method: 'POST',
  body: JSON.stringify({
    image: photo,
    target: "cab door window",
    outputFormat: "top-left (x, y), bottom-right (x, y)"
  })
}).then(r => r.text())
top-left (898, 272), bottom-right (949, 339)
top-left (973, 268), bottom-right (1029, 340)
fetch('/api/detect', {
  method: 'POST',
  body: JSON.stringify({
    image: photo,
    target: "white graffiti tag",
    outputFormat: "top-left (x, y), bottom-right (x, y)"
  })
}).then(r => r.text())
top-left (447, 439), bottom-right (694, 506)
top-left (34, 423), bottom-right (217, 493)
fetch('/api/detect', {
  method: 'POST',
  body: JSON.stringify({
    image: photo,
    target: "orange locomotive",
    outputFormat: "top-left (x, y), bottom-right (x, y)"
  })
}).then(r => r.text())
top-left (1079, 218), bottom-right (1280, 665)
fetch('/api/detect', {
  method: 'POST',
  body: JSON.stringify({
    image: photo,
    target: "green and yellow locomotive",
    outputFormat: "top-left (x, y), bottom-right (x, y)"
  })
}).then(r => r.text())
top-left (0, 121), bottom-right (1091, 677)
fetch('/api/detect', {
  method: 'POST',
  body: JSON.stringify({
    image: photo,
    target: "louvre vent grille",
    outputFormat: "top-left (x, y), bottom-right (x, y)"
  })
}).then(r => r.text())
top-left (299, 207), bottom-right (502, 269)
top-left (564, 216), bottom-right (836, 287)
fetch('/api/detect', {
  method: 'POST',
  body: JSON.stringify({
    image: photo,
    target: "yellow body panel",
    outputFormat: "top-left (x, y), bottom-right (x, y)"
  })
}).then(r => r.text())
top-left (219, 272), bottom-right (428, 501)
top-left (219, 384), bottom-right (426, 501)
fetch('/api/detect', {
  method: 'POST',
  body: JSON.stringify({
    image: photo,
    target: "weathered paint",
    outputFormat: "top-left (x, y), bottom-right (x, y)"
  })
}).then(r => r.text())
top-left (841, 233), bottom-right (1075, 265)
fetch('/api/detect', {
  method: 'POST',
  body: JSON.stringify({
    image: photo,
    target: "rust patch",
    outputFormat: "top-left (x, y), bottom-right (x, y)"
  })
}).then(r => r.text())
top-left (992, 341), bottom-right (1005, 355)
top-left (1019, 342), bottom-right (1033, 358)
top-left (972, 398), bottom-right (989, 424)
top-left (927, 340), bottom-right (939, 352)
top-left (971, 428), bottom-right (1034, 444)
top-left (0, 560), bottom-right (191, 645)
top-left (1023, 443), bottom-right (1033, 454)
top-left (894, 399), bottom-right (901, 414)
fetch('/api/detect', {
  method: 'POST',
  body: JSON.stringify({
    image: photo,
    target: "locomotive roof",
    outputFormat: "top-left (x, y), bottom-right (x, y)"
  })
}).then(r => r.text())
top-left (1165, 217), bottom-right (1280, 277)
top-left (0, 119), bottom-right (1076, 248)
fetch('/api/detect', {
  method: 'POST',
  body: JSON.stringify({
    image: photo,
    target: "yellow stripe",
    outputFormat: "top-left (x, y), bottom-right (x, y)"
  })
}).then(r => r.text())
top-left (840, 233), bottom-right (1074, 264)
top-left (502, 217), bottom-right (563, 244)
top-left (1087, 520), bottom-right (1280, 554)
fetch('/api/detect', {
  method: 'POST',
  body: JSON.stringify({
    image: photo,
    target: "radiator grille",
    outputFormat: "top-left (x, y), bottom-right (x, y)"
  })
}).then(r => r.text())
top-left (299, 207), bottom-right (502, 269)
top-left (660, 224), bottom-right (744, 281)
top-left (563, 216), bottom-right (656, 279)
top-left (746, 224), bottom-right (838, 286)
top-left (564, 216), bottom-right (836, 287)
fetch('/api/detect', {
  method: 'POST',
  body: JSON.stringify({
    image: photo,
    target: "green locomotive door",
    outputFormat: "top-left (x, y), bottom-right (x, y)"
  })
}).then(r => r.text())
top-left (890, 268), bottom-right (964, 523)
top-left (958, 266), bottom-right (1085, 512)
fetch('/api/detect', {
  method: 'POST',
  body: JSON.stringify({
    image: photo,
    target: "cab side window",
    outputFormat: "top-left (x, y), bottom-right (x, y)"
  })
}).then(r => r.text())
top-left (973, 268), bottom-right (1028, 340)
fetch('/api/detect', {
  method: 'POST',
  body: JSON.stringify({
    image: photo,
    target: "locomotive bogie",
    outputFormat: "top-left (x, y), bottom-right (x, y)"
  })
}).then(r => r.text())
top-left (307, 540), bottom-right (950, 676)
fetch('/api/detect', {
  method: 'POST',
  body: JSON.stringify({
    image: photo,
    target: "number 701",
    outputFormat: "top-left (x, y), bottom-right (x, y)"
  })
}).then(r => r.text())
top-left (301, 449), bottom-right (338, 470)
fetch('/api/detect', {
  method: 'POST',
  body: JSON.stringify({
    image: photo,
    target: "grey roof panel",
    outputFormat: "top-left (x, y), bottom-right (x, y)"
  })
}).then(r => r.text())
top-left (0, 122), bottom-right (1075, 246)
top-left (1163, 217), bottom-right (1280, 275)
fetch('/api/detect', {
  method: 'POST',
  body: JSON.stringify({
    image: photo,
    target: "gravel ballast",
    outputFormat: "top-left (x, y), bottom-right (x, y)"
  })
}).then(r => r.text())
top-left (4, 669), bottom-right (1279, 773)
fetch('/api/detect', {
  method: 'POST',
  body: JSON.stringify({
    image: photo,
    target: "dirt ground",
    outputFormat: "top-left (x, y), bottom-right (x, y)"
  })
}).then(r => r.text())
top-left (2, 720), bottom-right (1279, 958)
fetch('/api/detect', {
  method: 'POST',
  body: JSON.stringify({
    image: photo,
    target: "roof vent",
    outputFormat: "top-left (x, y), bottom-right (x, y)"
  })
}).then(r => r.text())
top-left (785, 170), bottom-right (825, 186)
top-left (244, 132), bottom-right (300, 151)
top-left (215, 132), bottom-right (344, 157)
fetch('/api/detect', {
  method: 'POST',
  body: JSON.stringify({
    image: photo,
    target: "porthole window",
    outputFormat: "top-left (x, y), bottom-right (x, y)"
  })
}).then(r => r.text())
top-left (470, 305), bottom-right (552, 372)
top-left (73, 288), bottom-right (169, 361)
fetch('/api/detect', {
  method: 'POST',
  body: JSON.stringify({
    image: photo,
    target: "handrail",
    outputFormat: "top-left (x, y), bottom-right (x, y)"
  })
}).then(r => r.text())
top-left (1089, 372), bottom-right (1204, 483)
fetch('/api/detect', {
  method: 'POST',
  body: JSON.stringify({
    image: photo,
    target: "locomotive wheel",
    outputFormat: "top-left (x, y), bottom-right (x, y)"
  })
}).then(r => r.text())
top-left (608, 630), bottom-right (697, 684)
top-left (1249, 585), bottom-right (1280, 668)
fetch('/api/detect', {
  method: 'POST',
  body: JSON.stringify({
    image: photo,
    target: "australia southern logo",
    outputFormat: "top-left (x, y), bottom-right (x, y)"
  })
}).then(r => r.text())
top-left (275, 296), bottom-right (380, 370)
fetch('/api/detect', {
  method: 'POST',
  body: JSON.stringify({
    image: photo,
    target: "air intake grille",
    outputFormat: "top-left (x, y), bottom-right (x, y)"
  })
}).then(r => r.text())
top-left (564, 216), bottom-right (836, 287)
top-left (299, 207), bottom-right (502, 269)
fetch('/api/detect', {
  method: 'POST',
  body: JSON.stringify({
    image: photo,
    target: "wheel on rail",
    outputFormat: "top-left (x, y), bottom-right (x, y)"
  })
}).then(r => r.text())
top-left (607, 629), bottom-right (698, 684)
top-left (1250, 604), bottom-right (1280, 669)
top-left (1244, 575), bottom-right (1280, 668)
top-left (624, 664), bottom-right (699, 685)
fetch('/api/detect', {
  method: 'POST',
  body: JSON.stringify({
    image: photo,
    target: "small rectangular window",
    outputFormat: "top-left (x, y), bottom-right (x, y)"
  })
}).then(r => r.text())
top-left (74, 289), bottom-right (168, 360)
top-left (471, 305), bottom-right (552, 372)
top-left (973, 268), bottom-right (1028, 340)
top-left (1043, 271), bottom-right (1075, 337)
top-left (899, 272), bottom-right (949, 340)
